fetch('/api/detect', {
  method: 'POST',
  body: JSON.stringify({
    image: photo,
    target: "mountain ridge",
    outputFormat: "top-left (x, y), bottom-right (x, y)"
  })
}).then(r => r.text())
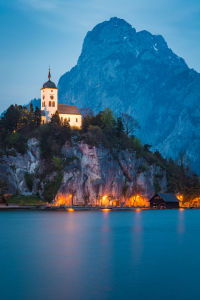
top-left (57, 17), bottom-right (200, 173)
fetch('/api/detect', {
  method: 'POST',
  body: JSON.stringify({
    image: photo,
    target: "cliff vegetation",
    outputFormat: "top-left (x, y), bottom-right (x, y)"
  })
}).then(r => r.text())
top-left (0, 104), bottom-right (200, 206)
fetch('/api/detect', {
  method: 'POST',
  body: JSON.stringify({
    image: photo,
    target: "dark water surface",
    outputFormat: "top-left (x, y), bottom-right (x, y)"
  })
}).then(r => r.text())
top-left (0, 209), bottom-right (200, 300)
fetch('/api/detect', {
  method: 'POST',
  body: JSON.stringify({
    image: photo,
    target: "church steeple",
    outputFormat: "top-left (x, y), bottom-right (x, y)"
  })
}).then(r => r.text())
top-left (48, 67), bottom-right (51, 80)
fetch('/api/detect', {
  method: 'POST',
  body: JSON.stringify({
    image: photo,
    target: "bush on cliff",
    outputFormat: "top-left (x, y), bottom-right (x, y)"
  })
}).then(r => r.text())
top-left (43, 172), bottom-right (63, 203)
top-left (24, 172), bottom-right (34, 192)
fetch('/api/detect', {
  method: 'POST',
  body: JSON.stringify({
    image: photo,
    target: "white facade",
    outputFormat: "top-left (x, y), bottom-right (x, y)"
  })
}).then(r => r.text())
top-left (41, 69), bottom-right (82, 127)
top-left (41, 87), bottom-right (58, 122)
top-left (59, 114), bottom-right (82, 127)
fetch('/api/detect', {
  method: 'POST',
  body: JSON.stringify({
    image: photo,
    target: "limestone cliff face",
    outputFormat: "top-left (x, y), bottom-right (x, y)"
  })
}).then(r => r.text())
top-left (0, 139), bottom-right (40, 195)
top-left (57, 142), bottom-right (167, 205)
top-left (57, 17), bottom-right (200, 174)
top-left (0, 139), bottom-right (167, 203)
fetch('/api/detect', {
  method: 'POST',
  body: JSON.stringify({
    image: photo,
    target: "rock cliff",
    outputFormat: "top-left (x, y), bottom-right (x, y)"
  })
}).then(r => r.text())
top-left (57, 17), bottom-right (200, 174)
top-left (0, 138), bottom-right (167, 205)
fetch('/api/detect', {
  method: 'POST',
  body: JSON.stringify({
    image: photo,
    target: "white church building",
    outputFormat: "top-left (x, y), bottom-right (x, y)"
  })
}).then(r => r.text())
top-left (41, 69), bottom-right (82, 127)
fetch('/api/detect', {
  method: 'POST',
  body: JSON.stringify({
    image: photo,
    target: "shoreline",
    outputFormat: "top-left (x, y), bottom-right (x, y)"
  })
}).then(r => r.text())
top-left (0, 205), bottom-right (198, 211)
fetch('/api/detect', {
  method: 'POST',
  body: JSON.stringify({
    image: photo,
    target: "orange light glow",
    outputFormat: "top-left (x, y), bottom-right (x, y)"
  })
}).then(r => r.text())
top-left (101, 195), bottom-right (109, 206)
top-left (129, 195), bottom-right (149, 208)
top-left (102, 208), bottom-right (110, 211)
top-left (68, 208), bottom-right (74, 212)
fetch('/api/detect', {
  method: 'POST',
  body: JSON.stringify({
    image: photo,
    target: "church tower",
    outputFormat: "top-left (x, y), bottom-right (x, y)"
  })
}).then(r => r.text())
top-left (41, 68), bottom-right (58, 122)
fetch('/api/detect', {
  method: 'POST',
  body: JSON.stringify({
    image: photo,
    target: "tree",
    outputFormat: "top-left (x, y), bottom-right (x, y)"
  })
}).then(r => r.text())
top-left (120, 112), bottom-right (139, 136)
top-left (80, 107), bottom-right (94, 118)
top-left (115, 117), bottom-right (124, 137)
top-left (143, 144), bottom-right (152, 152)
top-left (0, 178), bottom-right (8, 203)
top-left (34, 106), bottom-right (41, 126)
top-left (101, 107), bottom-right (115, 137)
top-left (0, 105), bottom-right (20, 132)
top-left (177, 149), bottom-right (190, 171)
top-left (50, 110), bottom-right (61, 127)
top-left (81, 115), bottom-right (91, 132)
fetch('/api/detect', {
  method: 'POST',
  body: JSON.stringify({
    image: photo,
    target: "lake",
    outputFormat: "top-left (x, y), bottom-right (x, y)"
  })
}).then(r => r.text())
top-left (0, 209), bottom-right (199, 300)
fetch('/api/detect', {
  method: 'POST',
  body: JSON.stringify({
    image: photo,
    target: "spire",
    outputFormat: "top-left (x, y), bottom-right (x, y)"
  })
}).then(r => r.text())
top-left (48, 66), bottom-right (51, 80)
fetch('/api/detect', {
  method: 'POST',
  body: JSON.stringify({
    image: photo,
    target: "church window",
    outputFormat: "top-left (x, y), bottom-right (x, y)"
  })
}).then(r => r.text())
top-left (52, 101), bottom-right (55, 107)
top-left (50, 96), bottom-right (54, 100)
top-left (44, 101), bottom-right (45, 107)
top-left (76, 118), bottom-right (78, 122)
top-left (51, 90), bottom-right (53, 92)
top-left (49, 101), bottom-right (51, 107)
top-left (68, 117), bottom-right (70, 122)
top-left (61, 117), bottom-right (63, 122)
top-left (43, 95), bottom-right (45, 100)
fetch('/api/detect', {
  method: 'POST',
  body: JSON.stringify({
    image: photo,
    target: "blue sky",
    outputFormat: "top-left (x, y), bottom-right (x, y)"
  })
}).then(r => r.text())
top-left (0, 0), bottom-right (200, 113)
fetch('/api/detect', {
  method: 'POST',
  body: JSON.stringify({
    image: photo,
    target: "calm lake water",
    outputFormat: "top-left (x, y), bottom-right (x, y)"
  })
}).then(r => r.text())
top-left (0, 209), bottom-right (200, 300)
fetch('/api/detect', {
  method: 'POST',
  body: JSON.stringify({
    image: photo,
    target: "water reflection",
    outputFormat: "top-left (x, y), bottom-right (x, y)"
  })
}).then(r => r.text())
top-left (132, 210), bottom-right (143, 266)
top-left (177, 209), bottom-right (185, 242)
top-left (1, 210), bottom-right (200, 300)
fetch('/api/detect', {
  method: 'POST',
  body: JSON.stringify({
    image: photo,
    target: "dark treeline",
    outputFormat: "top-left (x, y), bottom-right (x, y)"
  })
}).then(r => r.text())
top-left (0, 104), bottom-right (200, 203)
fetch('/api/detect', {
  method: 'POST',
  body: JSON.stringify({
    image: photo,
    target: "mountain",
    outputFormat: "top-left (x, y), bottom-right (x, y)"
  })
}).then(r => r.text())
top-left (58, 17), bottom-right (200, 174)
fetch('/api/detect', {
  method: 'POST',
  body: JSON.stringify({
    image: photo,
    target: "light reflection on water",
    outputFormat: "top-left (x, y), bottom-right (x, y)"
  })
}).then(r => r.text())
top-left (0, 210), bottom-right (200, 300)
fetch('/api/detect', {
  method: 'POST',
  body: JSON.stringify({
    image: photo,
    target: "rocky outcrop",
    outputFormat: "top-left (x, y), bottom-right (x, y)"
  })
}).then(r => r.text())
top-left (57, 17), bottom-right (200, 174)
top-left (0, 138), bottom-right (40, 195)
top-left (0, 139), bottom-right (167, 204)
top-left (57, 142), bottom-right (167, 205)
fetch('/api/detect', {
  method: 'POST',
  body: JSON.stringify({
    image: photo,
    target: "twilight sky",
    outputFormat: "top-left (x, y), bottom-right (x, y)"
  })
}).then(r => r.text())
top-left (0, 0), bottom-right (200, 113)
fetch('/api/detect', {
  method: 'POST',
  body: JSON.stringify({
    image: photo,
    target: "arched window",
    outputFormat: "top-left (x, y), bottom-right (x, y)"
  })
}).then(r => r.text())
top-left (44, 101), bottom-right (45, 107)
top-left (52, 101), bottom-right (55, 107)
top-left (61, 117), bottom-right (63, 122)
top-left (49, 101), bottom-right (51, 107)
top-left (50, 96), bottom-right (54, 100)
top-left (43, 95), bottom-right (45, 100)
top-left (68, 117), bottom-right (70, 122)
top-left (76, 118), bottom-right (78, 122)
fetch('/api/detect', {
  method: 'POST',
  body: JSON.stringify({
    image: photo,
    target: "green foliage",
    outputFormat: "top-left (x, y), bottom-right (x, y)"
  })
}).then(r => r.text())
top-left (8, 194), bottom-right (44, 205)
top-left (24, 172), bottom-right (34, 192)
top-left (7, 132), bottom-right (28, 154)
top-left (154, 178), bottom-right (161, 193)
top-left (155, 173), bottom-right (163, 180)
top-left (50, 110), bottom-right (61, 127)
top-left (0, 104), bottom-right (20, 132)
top-left (8, 149), bottom-right (17, 157)
top-left (62, 155), bottom-right (78, 167)
top-left (0, 104), bottom-right (42, 153)
top-left (34, 106), bottom-right (41, 126)
top-left (143, 144), bottom-right (152, 152)
top-left (138, 164), bottom-right (147, 173)
top-left (52, 157), bottom-right (62, 170)
top-left (39, 118), bottom-right (71, 159)
top-left (122, 176), bottom-right (129, 197)
top-left (0, 178), bottom-right (8, 196)
top-left (43, 172), bottom-right (63, 203)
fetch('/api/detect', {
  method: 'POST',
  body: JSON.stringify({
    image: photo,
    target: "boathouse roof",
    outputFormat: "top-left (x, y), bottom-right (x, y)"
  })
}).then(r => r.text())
top-left (150, 193), bottom-right (180, 202)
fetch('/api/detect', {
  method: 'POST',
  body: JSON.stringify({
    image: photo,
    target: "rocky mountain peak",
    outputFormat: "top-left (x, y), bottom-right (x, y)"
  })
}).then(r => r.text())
top-left (77, 17), bottom-right (187, 70)
top-left (58, 17), bottom-right (200, 174)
